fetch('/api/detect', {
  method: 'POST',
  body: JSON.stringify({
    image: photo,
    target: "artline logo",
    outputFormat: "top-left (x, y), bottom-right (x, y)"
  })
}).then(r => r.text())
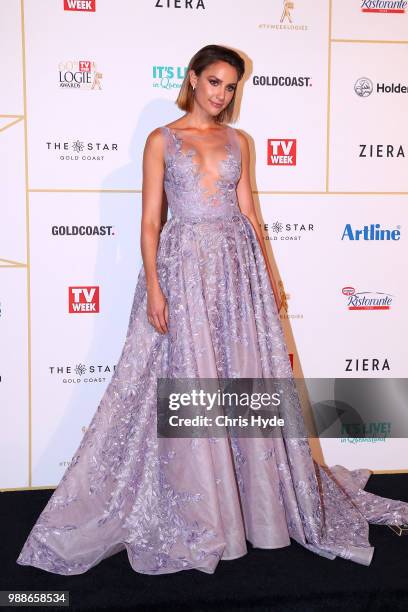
top-left (253, 75), bottom-right (312, 87)
top-left (58, 61), bottom-right (102, 89)
top-left (49, 363), bottom-right (116, 384)
top-left (361, 0), bottom-right (407, 14)
top-left (341, 223), bottom-right (401, 240)
top-left (259, 0), bottom-right (309, 31)
top-left (359, 144), bottom-right (406, 157)
top-left (52, 225), bottom-right (115, 237)
top-left (69, 286), bottom-right (100, 313)
top-left (152, 66), bottom-right (187, 89)
top-left (354, 77), bottom-right (408, 97)
top-left (267, 140), bottom-right (297, 165)
top-left (154, 0), bottom-right (205, 8)
top-left (64, 0), bottom-right (96, 10)
top-left (46, 139), bottom-right (118, 162)
top-left (261, 220), bottom-right (314, 241)
top-left (345, 357), bottom-right (390, 371)
top-left (342, 287), bottom-right (394, 310)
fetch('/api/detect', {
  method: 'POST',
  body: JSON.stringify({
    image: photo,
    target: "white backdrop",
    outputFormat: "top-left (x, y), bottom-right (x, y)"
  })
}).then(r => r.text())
top-left (1, 0), bottom-right (407, 489)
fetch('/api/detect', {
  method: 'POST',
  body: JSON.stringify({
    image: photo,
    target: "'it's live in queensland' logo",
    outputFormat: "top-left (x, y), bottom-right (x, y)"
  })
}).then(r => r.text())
top-left (361, 0), bottom-right (407, 14)
top-left (58, 60), bottom-right (102, 89)
top-left (152, 66), bottom-right (187, 89)
top-left (64, 0), bottom-right (96, 10)
top-left (267, 139), bottom-right (297, 166)
top-left (69, 286), bottom-right (100, 313)
top-left (342, 286), bottom-right (394, 310)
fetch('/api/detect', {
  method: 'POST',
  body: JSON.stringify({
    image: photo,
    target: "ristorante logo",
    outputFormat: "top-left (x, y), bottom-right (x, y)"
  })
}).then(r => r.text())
top-left (342, 287), bottom-right (394, 310)
top-left (152, 66), bottom-right (187, 89)
top-left (253, 75), bottom-right (312, 87)
top-left (46, 139), bottom-right (118, 162)
top-left (259, 0), bottom-right (309, 30)
top-left (64, 0), bottom-right (96, 10)
top-left (354, 77), bottom-right (408, 96)
top-left (345, 357), bottom-right (390, 372)
top-left (361, 0), bottom-right (407, 13)
top-left (58, 61), bottom-right (102, 89)
top-left (49, 363), bottom-right (116, 384)
top-left (52, 225), bottom-right (115, 237)
top-left (359, 144), bottom-right (406, 157)
top-left (341, 223), bottom-right (401, 240)
top-left (69, 286), bottom-right (100, 313)
top-left (267, 139), bottom-right (297, 165)
top-left (154, 0), bottom-right (205, 8)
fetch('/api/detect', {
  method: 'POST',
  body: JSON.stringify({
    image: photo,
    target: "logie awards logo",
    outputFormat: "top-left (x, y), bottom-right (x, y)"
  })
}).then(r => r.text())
top-left (58, 60), bottom-right (103, 90)
top-left (259, 0), bottom-right (309, 31)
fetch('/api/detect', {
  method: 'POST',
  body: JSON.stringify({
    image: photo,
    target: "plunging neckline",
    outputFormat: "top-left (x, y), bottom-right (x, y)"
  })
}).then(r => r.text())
top-left (164, 125), bottom-right (234, 161)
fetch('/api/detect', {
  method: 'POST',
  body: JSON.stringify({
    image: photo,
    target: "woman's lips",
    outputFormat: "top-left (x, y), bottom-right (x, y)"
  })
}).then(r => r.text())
top-left (211, 101), bottom-right (223, 108)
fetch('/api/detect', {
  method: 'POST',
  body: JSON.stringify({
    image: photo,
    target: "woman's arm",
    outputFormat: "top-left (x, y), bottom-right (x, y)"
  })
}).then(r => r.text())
top-left (235, 130), bottom-right (283, 313)
top-left (141, 128), bottom-right (169, 334)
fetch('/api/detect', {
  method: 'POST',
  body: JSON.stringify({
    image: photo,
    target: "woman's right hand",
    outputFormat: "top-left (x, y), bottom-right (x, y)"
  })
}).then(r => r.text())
top-left (146, 284), bottom-right (169, 334)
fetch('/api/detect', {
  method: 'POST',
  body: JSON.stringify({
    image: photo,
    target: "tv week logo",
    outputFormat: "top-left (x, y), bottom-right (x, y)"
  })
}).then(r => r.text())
top-left (64, 0), bottom-right (96, 11)
top-left (267, 139), bottom-right (297, 166)
top-left (69, 287), bottom-right (100, 313)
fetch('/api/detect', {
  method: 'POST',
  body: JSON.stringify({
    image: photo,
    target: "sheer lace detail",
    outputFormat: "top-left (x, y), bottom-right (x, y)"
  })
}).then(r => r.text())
top-left (161, 125), bottom-right (241, 220)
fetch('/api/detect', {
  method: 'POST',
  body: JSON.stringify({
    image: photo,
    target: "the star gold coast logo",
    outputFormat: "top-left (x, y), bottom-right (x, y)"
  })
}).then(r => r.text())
top-left (58, 60), bottom-right (103, 89)
top-left (259, 1), bottom-right (308, 31)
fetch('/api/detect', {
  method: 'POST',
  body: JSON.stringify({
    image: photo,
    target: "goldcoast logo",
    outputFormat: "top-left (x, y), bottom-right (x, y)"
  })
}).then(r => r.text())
top-left (361, 0), bottom-right (407, 13)
top-left (58, 60), bottom-right (103, 90)
top-left (259, 0), bottom-right (309, 31)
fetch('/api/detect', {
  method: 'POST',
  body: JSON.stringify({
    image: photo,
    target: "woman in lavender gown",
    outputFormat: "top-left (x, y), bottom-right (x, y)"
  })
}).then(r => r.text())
top-left (17, 44), bottom-right (408, 575)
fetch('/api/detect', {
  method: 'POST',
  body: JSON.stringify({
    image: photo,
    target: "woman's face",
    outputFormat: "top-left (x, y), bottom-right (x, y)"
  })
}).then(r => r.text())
top-left (190, 61), bottom-right (238, 117)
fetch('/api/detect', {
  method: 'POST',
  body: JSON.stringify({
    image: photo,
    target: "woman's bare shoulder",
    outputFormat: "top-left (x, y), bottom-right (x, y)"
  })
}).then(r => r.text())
top-left (231, 127), bottom-right (250, 154)
top-left (144, 126), bottom-right (167, 153)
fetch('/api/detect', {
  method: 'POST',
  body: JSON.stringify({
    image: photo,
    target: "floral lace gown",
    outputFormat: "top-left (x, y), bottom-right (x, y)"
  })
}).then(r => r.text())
top-left (17, 125), bottom-right (408, 575)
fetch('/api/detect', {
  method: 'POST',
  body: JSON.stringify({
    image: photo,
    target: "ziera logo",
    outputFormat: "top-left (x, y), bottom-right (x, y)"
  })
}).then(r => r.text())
top-left (69, 286), bottom-right (99, 313)
top-left (361, 0), bottom-right (407, 14)
top-left (341, 223), bottom-right (401, 240)
top-left (64, 0), bottom-right (96, 11)
top-left (267, 139), bottom-right (297, 166)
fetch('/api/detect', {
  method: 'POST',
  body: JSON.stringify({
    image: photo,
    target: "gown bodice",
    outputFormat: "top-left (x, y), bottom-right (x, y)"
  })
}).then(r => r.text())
top-left (160, 124), bottom-right (242, 222)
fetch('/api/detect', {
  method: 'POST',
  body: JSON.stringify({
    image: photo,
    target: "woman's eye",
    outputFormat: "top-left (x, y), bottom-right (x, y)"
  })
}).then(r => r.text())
top-left (209, 80), bottom-right (218, 86)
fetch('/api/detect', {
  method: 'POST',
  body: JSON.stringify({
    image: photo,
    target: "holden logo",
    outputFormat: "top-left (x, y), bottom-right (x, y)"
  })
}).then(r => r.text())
top-left (342, 287), bottom-right (355, 296)
top-left (354, 77), bottom-right (373, 97)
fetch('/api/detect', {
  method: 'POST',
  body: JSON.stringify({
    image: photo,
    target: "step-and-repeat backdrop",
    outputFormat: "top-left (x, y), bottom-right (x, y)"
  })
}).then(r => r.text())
top-left (1, 0), bottom-right (407, 489)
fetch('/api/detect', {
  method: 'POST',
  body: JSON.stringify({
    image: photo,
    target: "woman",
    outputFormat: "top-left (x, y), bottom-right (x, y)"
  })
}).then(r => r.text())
top-left (17, 44), bottom-right (408, 576)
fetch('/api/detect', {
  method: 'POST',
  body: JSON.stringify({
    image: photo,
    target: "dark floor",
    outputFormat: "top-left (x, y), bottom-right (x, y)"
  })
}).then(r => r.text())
top-left (2, 474), bottom-right (408, 611)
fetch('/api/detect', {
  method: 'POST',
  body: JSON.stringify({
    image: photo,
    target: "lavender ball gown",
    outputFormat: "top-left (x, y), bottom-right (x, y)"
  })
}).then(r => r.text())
top-left (16, 125), bottom-right (408, 575)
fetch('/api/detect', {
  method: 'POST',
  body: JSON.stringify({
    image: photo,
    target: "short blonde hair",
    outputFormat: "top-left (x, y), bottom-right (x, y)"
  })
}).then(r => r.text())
top-left (176, 44), bottom-right (245, 124)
